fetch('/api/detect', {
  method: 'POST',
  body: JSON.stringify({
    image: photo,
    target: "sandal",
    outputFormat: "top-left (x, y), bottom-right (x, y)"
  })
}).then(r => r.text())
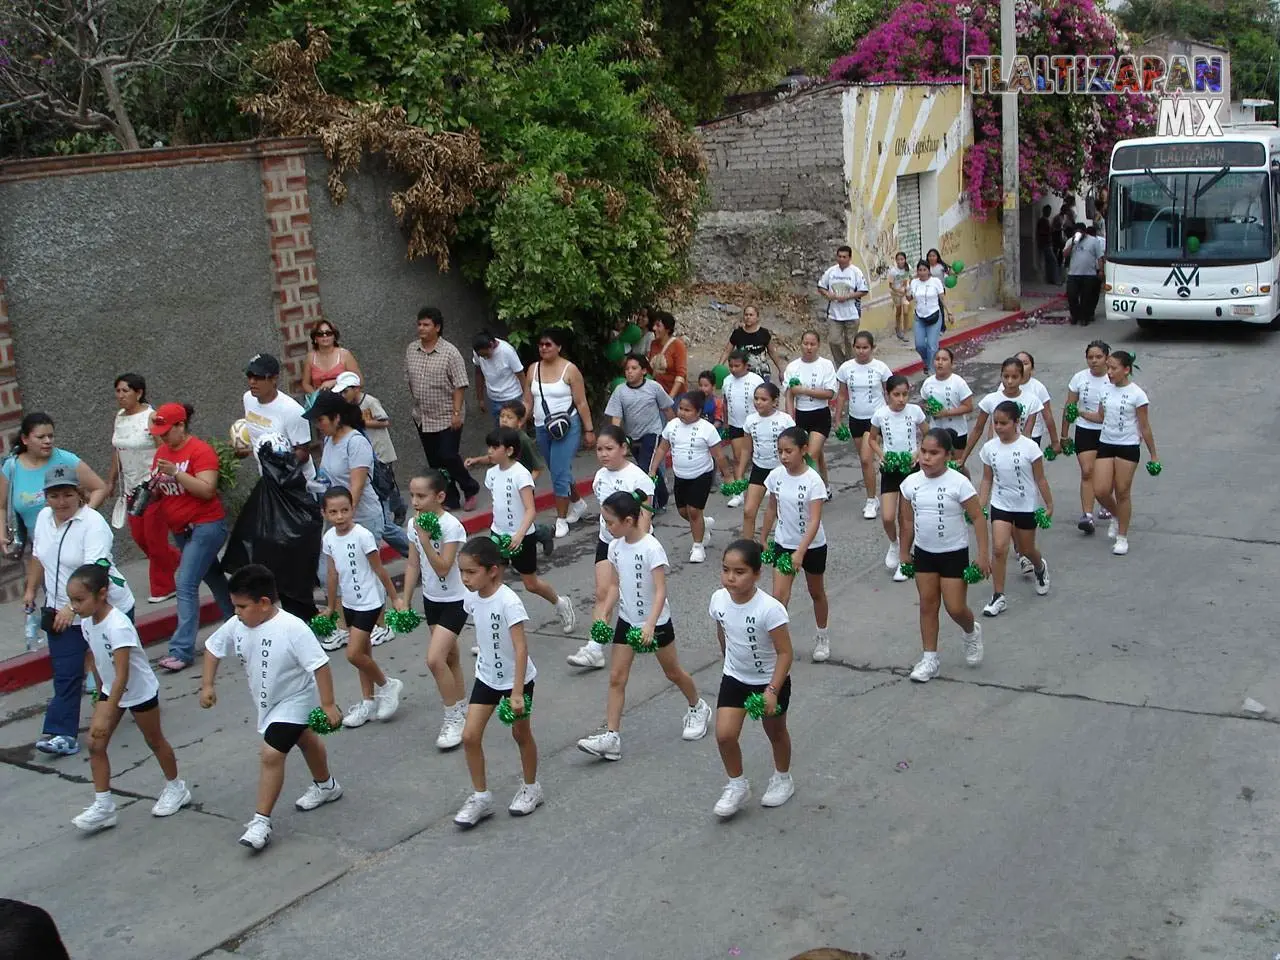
top-left (157, 656), bottom-right (191, 672)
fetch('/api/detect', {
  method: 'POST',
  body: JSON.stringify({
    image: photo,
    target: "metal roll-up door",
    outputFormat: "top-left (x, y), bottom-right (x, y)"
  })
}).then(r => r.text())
top-left (896, 174), bottom-right (922, 263)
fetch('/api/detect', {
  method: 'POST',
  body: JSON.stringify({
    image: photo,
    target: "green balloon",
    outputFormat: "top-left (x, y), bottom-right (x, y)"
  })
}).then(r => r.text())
top-left (951, 260), bottom-right (965, 274)
top-left (1187, 236), bottom-right (1201, 253)
top-left (712, 363), bottom-right (730, 388)
top-left (944, 274), bottom-right (957, 288)
top-left (620, 322), bottom-right (644, 345)
top-left (605, 340), bottom-right (626, 363)
top-left (608, 377), bottom-right (625, 391)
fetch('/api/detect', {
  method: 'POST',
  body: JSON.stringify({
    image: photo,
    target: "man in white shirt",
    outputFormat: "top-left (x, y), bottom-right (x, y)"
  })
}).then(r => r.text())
top-left (238, 353), bottom-right (317, 489)
top-left (817, 245), bottom-right (869, 366)
top-left (471, 332), bottom-right (527, 427)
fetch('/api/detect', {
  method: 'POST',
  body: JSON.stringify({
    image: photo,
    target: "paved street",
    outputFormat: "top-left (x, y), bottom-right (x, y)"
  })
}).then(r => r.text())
top-left (3, 317), bottom-right (1279, 960)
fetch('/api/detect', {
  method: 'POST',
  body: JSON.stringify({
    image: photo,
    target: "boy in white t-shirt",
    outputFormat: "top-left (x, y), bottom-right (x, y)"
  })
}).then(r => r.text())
top-left (320, 487), bottom-right (405, 730)
top-left (200, 564), bottom-right (344, 852)
top-left (335, 371), bottom-right (406, 526)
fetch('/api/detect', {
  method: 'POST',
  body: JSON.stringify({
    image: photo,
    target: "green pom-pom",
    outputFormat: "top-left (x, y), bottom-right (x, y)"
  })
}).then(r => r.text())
top-left (496, 692), bottom-right (533, 726)
top-left (761, 544), bottom-right (778, 567)
top-left (803, 454), bottom-right (817, 470)
top-left (947, 459), bottom-right (960, 471)
top-left (787, 377), bottom-right (801, 388)
top-left (718, 427), bottom-right (730, 440)
top-left (1044, 446), bottom-right (1058, 461)
top-left (309, 613), bottom-right (339, 638)
top-left (1016, 402), bottom-right (1025, 418)
top-left (720, 480), bottom-right (734, 495)
top-left (775, 551), bottom-right (795, 575)
top-left (416, 511), bottom-right (443, 540)
top-left (386, 608), bottom-right (422, 634)
top-left (590, 619), bottom-right (613, 645)
top-left (964, 511), bottom-right (974, 526)
top-left (834, 424), bottom-right (852, 442)
top-left (1034, 507), bottom-right (1052, 529)
top-left (744, 693), bottom-right (768, 720)
top-left (899, 561), bottom-right (916, 579)
top-left (881, 451), bottom-right (911, 474)
top-left (962, 563), bottom-right (984, 584)
top-left (924, 396), bottom-right (944, 417)
top-left (982, 505), bottom-right (989, 518)
top-left (308, 706), bottom-right (340, 735)
top-left (627, 625), bottom-right (657, 653)
top-left (1146, 460), bottom-right (1162, 476)
top-left (490, 533), bottom-right (518, 558)
top-left (1060, 437), bottom-right (1076, 456)
top-left (1064, 402), bottom-right (1079, 423)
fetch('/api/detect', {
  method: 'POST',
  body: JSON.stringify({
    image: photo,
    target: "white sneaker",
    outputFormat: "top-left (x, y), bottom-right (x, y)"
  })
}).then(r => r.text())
top-left (726, 493), bottom-right (744, 508)
top-left (151, 780), bottom-right (191, 817)
top-left (682, 699), bottom-right (712, 740)
top-left (1113, 535), bottom-right (1129, 556)
top-left (689, 543), bottom-right (707, 563)
top-left (555, 596), bottom-right (577, 634)
top-left (812, 635), bottom-right (830, 662)
top-left (374, 678), bottom-right (404, 721)
top-left (436, 712), bottom-right (465, 750)
top-left (884, 541), bottom-right (900, 569)
top-left (319, 628), bottom-right (349, 652)
top-left (892, 564), bottom-right (908, 582)
top-left (454, 791), bottom-right (495, 827)
top-left (963, 625), bottom-right (984, 665)
top-left (567, 642), bottom-right (606, 668)
top-left (238, 817), bottom-right (272, 851)
top-left (509, 781), bottom-right (544, 816)
top-left (713, 778), bottom-right (751, 818)
top-left (370, 625), bottom-right (393, 646)
top-left (72, 798), bottom-right (117, 833)
top-left (295, 779), bottom-right (343, 811)
top-left (862, 498), bottom-right (878, 520)
top-left (909, 652), bottom-right (940, 682)
top-left (342, 700), bottom-right (374, 728)
top-left (760, 772), bottom-right (795, 807)
top-left (1018, 554), bottom-right (1034, 577)
top-left (1033, 558), bottom-right (1051, 596)
top-left (1107, 518), bottom-right (1119, 539)
top-left (567, 499), bottom-right (587, 524)
top-left (554, 518), bottom-right (570, 539)
top-left (982, 594), bottom-right (1008, 617)
top-left (577, 730), bottom-right (622, 760)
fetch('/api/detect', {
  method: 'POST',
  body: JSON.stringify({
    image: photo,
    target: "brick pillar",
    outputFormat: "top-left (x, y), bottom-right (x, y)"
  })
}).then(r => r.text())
top-left (260, 151), bottom-right (323, 394)
top-left (0, 278), bottom-right (25, 601)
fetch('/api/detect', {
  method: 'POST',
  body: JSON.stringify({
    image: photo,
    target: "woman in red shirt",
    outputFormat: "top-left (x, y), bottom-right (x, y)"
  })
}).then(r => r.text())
top-left (149, 403), bottom-right (234, 671)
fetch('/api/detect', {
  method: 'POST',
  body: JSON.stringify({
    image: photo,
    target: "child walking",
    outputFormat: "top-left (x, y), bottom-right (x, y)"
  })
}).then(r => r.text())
top-left (576, 492), bottom-right (712, 761)
top-left (869, 375), bottom-right (927, 582)
top-left (649, 390), bottom-right (732, 564)
top-left (319, 487), bottom-right (404, 729)
top-left (67, 563), bottom-right (189, 833)
top-left (454, 537), bottom-right (543, 827)
top-left (722, 351), bottom-right (765, 508)
top-left (401, 471), bottom-right (469, 750)
top-left (760, 427), bottom-right (830, 663)
top-left (740, 382), bottom-right (794, 541)
top-left (833, 330), bottom-right (893, 520)
top-left (464, 400), bottom-right (545, 483)
top-left (200, 564), bottom-right (344, 851)
top-left (710, 539), bottom-right (795, 819)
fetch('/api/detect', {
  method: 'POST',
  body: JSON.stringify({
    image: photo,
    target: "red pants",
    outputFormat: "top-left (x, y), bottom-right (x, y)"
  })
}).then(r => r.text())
top-left (128, 506), bottom-right (179, 599)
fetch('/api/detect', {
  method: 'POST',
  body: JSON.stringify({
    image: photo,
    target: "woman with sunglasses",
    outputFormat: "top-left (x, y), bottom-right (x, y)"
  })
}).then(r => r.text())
top-left (521, 329), bottom-right (593, 538)
top-left (301, 320), bottom-right (362, 396)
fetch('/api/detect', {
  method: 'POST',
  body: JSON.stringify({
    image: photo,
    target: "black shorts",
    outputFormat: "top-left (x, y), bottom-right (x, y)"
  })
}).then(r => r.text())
top-left (595, 539), bottom-right (610, 564)
top-left (503, 537), bottom-right (538, 575)
top-left (422, 597), bottom-right (467, 635)
top-left (1031, 434), bottom-right (1045, 448)
top-left (748, 464), bottom-right (773, 487)
top-left (794, 407), bottom-right (832, 438)
top-left (264, 721), bottom-right (309, 753)
top-left (847, 416), bottom-right (873, 439)
top-left (614, 618), bottom-right (676, 648)
top-left (116, 694), bottom-right (159, 715)
top-left (717, 673), bottom-right (792, 713)
top-left (951, 434), bottom-right (968, 454)
top-left (1096, 441), bottom-right (1140, 463)
top-left (673, 470), bottom-right (714, 510)
top-left (1073, 427), bottom-right (1101, 454)
top-left (880, 465), bottom-right (917, 495)
top-left (912, 546), bottom-right (969, 579)
top-left (725, 425), bottom-right (746, 441)
top-left (772, 543), bottom-right (827, 575)
top-left (990, 506), bottom-right (1036, 530)
top-left (470, 677), bottom-right (535, 707)
top-left (342, 605), bottom-right (383, 633)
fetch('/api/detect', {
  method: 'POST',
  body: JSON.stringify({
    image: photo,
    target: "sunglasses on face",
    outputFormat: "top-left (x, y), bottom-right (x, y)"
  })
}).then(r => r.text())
top-left (538, 342), bottom-right (556, 348)
top-left (313, 329), bottom-right (335, 338)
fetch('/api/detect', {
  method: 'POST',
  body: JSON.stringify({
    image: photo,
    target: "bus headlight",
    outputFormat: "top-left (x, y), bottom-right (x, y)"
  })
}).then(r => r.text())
top-left (1245, 284), bottom-right (1255, 294)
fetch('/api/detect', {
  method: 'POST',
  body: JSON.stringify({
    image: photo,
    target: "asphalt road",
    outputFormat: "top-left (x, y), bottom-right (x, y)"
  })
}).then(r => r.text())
top-left (3, 316), bottom-right (1279, 960)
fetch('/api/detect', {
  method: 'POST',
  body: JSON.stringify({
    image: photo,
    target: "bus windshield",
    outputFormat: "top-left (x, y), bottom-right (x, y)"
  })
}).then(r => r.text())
top-left (1107, 169), bottom-right (1273, 264)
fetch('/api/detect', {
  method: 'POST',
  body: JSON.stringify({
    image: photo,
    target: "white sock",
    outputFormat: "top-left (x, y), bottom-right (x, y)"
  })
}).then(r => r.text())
top-left (253, 813), bottom-right (271, 825)
top-left (363, 697), bottom-right (376, 707)
top-left (167, 778), bottom-right (183, 788)
top-left (774, 770), bottom-right (792, 780)
top-left (816, 627), bottom-right (828, 640)
top-left (316, 776), bottom-right (336, 790)
top-left (730, 775), bottom-right (748, 787)
top-left (475, 790), bottom-right (492, 800)
top-left (95, 790), bottom-right (113, 806)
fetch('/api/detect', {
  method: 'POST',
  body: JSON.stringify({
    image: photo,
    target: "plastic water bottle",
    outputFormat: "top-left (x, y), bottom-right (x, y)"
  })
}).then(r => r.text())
top-left (23, 604), bottom-right (40, 650)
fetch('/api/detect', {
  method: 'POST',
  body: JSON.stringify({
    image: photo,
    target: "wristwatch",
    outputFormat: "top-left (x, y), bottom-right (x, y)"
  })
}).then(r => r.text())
top-left (765, 684), bottom-right (778, 694)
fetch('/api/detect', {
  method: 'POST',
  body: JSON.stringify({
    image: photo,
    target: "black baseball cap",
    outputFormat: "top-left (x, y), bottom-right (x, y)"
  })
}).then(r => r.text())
top-left (303, 389), bottom-right (348, 420)
top-left (245, 353), bottom-right (281, 377)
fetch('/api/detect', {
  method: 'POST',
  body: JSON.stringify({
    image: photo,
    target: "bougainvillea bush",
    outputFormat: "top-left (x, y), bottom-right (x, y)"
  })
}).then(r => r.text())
top-left (830, 0), bottom-right (1157, 214)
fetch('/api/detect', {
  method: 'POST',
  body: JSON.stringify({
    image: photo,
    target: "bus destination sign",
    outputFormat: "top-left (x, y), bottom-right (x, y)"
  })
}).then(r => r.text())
top-left (1112, 141), bottom-right (1266, 170)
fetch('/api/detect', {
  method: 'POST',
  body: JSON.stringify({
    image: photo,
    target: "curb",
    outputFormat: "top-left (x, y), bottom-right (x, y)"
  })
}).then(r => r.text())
top-left (0, 298), bottom-right (1062, 694)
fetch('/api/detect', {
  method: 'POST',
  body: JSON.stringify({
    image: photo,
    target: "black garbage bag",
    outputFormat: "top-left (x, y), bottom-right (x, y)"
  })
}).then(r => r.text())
top-left (223, 446), bottom-right (323, 621)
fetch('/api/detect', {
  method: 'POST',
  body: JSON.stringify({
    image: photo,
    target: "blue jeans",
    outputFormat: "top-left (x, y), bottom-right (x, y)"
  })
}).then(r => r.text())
top-left (536, 415), bottom-right (583, 497)
top-left (43, 623), bottom-right (87, 738)
top-left (380, 498), bottom-right (410, 555)
top-left (914, 314), bottom-right (942, 375)
top-left (632, 432), bottom-right (669, 509)
top-left (169, 518), bottom-right (234, 663)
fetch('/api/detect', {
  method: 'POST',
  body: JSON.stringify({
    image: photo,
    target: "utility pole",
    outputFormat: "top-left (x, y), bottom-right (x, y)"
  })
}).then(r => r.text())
top-left (999, 0), bottom-right (1021, 308)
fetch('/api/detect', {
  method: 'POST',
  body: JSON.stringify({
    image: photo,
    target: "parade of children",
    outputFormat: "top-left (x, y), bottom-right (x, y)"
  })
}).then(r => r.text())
top-left (868, 375), bottom-right (927, 582)
top-left (647, 390), bottom-right (733, 564)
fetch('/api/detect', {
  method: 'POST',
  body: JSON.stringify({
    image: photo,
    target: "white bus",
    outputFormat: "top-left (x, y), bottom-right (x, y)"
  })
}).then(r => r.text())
top-left (1105, 127), bottom-right (1280, 328)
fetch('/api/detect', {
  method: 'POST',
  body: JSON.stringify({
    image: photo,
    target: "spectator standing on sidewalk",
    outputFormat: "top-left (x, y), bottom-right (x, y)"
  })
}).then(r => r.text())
top-left (300, 320), bottom-right (361, 398)
top-left (647, 311), bottom-right (688, 399)
top-left (237, 353), bottom-right (317, 489)
top-left (1036, 206), bottom-right (1059, 285)
top-left (405, 306), bottom-right (480, 511)
top-left (817, 245), bottom-right (868, 366)
top-left (1052, 197), bottom-right (1076, 280)
top-left (523, 328), bottom-right (594, 538)
top-left (1064, 223), bottom-right (1106, 326)
top-left (472, 332), bottom-right (527, 428)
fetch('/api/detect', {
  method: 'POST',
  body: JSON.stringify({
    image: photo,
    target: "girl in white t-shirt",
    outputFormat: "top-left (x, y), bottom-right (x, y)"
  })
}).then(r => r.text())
top-left (977, 401), bottom-right (1055, 618)
top-left (782, 330), bottom-right (839, 483)
top-left (723, 352), bottom-right (766, 507)
top-left (1062, 339), bottom-right (1113, 534)
top-left (320, 488), bottom-right (404, 730)
top-left (919, 347), bottom-right (974, 474)
top-left (899, 430), bottom-right (989, 683)
top-left (484, 427), bottom-right (577, 633)
top-left (708, 539), bottom-right (795, 818)
top-left (907, 260), bottom-right (947, 375)
top-left (869, 375), bottom-right (928, 581)
top-left (834, 330), bottom-right (894, 520)
top-left (740, 382), bottom-right (795, 541)
top-left (648, 391), bottom-right (732, 564)
top-left (454, 537), bottom-right (542, 827)
top-left (761, 426), bottom-right (830, 664)
top-left (958, 356), bottom-right (1044, 468)
top-left (66, 563), bottom-right (188, 833)
top-left (576, 492), bottom-right (712, 762)
top-left (402, 471), bottom-right (469, 750)
top-left (1075, 350), bottom-right (1158, 557)
top-left (1016, 351), bottom-right (1061, 452)
top-left (887, 251), bottom-right (911, 342)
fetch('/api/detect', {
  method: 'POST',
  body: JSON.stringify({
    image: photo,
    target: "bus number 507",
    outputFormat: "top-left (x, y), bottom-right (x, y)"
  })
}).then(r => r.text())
top-left (1111, 298), bottom-right (1135, 313)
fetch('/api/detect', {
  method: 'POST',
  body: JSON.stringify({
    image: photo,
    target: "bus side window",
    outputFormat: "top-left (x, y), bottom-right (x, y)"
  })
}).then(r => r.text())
top-left (1272, 170), bottom-right (1280, 254)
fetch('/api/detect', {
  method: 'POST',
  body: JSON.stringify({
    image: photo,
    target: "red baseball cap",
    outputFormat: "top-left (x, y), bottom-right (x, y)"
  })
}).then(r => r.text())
top-left (149, 402), bottom-right (189, 436)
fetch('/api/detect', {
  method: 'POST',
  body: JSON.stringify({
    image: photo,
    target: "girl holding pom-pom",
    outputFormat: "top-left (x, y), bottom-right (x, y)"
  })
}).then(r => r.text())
top-left (1015, 351), bottom-right (1061, 453)
top-left (977, 402), bottom-right (1054, 617)
top-left (1062, 340), bottom-right (1112, 535)
top-left (869, 375), bottom-right (927, 582)
top-left (833, 330), bottom-right (893, 520)
top-left (899, 429), bottom-right (990, 683)
top-left (453, 536), bottom-right (542, 827)
top-left (402, 471), bottom-right (469, 750)
top-left (1076, 350), bottom-right (1157, 557)
top-left (740, 382), bottom-right (795, 541)
top-left (919, 347), bottom-right (974, 475)
top-left (958, 356), bottom-right (1044, 468)
top-left (648, 391), bottom-right (733, 564)
top-left (575, 492), bottom-right (711, 762)
top-left (760, 426), bottom-right (830, 663)
top-left (709, 539), bottom-right (794, 819)
top-left (782, 330), bottom-right (839, 484)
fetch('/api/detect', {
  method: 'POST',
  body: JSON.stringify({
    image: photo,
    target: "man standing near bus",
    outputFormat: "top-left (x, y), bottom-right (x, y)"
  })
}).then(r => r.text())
top-left (1063, 223), bottom-right (1106, 326)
